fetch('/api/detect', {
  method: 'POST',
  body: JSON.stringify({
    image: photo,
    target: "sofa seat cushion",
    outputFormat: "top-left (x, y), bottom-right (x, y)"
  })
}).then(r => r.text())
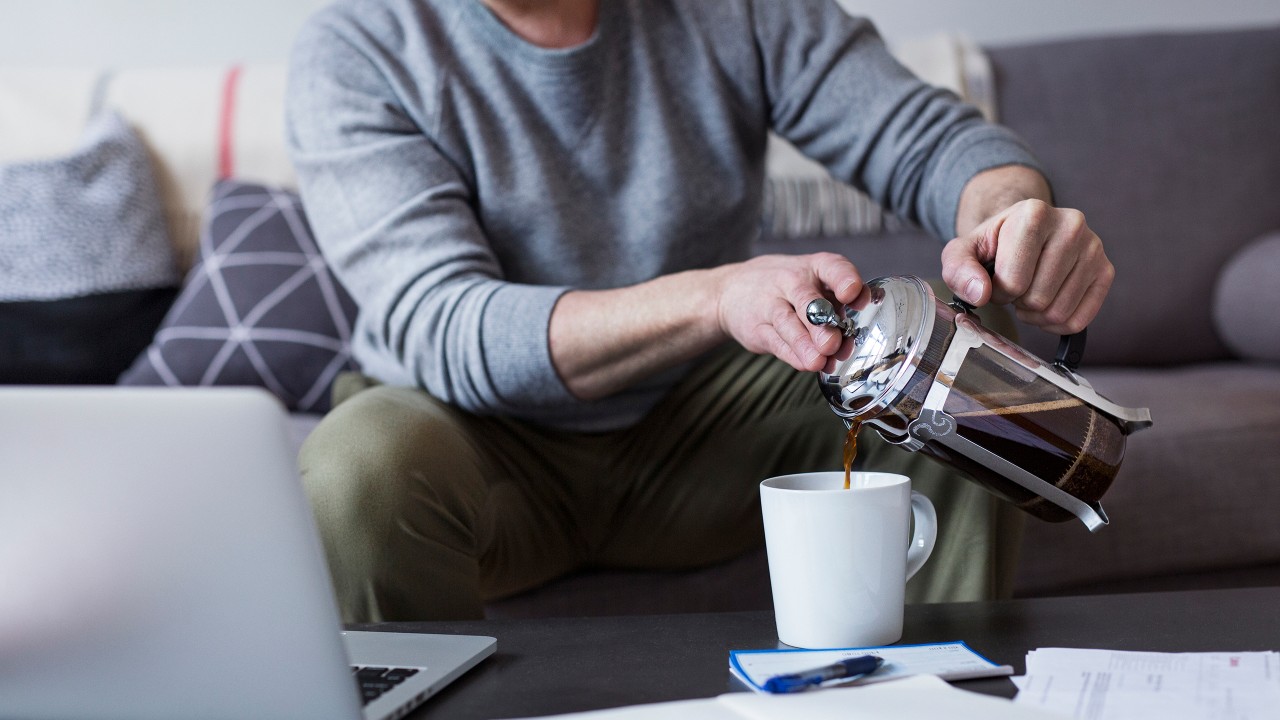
top-left (1014, 363), bottom-right (1280, 595)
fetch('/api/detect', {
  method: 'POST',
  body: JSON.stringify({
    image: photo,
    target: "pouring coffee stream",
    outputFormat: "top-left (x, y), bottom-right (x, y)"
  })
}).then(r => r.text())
top-left (805, 277), bottom-right (1153, 531)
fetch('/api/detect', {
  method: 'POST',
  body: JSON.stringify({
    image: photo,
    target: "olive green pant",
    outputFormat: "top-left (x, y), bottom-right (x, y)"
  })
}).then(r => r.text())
top-left (300, 320), bottom-right (1024, 623)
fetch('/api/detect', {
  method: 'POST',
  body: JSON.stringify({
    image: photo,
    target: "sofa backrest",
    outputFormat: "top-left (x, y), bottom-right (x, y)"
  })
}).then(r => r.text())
top-left (0, 65), bottom-right (294, 271)
top-left (989, 26), bottom-right (1280, 366)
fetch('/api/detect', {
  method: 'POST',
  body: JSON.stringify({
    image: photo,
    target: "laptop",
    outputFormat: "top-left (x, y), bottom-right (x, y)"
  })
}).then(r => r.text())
top-left (0, 387), bottom-right (494, 720)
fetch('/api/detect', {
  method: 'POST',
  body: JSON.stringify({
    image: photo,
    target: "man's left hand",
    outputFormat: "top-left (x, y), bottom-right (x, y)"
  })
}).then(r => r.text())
top-left (941, 198), bottom-right (1114, 335)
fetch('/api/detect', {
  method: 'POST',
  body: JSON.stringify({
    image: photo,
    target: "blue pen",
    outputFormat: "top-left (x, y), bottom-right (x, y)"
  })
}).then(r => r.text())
top-left (762, 655), bottom-right (885, 694)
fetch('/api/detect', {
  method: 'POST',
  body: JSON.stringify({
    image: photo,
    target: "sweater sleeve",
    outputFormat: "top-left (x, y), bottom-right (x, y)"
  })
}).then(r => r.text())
top-left (284, 14), bottom-right (577, 417)
top-left (748, 0), bottom-right (1044, 240)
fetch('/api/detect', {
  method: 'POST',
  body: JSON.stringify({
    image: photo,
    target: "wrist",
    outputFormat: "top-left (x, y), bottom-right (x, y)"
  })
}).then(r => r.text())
top-left (955, 165), bottom-right (1052, 236)
top-left (705, 262), bottom-right (739, 344)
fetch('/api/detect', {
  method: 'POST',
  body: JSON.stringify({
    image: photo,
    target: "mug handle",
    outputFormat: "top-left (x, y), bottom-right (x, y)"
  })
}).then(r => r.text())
top-left (905, 491), bottom-right (938, 581)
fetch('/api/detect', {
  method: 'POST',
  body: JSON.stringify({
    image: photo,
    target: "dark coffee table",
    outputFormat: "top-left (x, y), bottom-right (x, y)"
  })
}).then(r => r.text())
top-left (363, 586), bottom-right (1280, 719)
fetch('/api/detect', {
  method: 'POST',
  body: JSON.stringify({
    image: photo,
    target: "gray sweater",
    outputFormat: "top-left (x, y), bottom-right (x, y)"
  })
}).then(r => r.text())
top-left (286, 0), bottom-right (1040, 431)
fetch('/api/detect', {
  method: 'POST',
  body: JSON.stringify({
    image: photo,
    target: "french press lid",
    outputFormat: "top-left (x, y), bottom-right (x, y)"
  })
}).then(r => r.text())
top-left (809, 276), bottom-right (936, 420)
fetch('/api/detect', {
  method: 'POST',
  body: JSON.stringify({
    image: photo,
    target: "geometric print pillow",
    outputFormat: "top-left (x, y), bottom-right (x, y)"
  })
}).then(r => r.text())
top-left (118, 180), bottom-right (358, 412)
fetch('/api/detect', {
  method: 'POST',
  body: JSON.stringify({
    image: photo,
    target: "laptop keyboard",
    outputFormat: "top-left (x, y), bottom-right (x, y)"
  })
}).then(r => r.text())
top-left (353, 665), bottom-right (421, 705)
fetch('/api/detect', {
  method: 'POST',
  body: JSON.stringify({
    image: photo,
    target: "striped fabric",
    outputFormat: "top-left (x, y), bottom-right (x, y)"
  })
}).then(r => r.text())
top-left (762, 176), bottom-right (908, 239)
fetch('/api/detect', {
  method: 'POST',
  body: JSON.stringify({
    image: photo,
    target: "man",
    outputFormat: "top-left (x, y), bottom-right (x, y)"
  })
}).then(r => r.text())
top-left (286, 0), bottom-right (1113, 622)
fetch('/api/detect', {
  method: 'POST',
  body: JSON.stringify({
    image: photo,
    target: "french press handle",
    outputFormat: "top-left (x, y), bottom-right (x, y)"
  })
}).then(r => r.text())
top-left (949, 263), bottom-right (1087, 373)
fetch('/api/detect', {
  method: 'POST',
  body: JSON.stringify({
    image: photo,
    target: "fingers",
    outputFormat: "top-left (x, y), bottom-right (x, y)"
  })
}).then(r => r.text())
top-left (770, 304), bottom-right (825, 371)
top-left (810, 252), bottom-right (864, 305)
top-left (989, 200), bottom-right (1052, 305)
top-left (797, 253), bottom-right (861, 356)
top-left (944, 200), bottom-right (1114, 333)
top-left (1018, 207), bottom-right (1084, 314)
top-left (942, 233), bottom-right (995, 306)
top-left (1017, 248), bottom-right (1114, 334)
top-left (771, 253), bottom-right (859, 366)
top-left (718, 253), bottom-right (865, 372)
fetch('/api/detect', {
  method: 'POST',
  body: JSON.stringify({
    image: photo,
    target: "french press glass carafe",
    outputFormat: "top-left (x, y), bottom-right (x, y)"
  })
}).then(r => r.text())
top-left (807, 276), bottom-right (1153, 532)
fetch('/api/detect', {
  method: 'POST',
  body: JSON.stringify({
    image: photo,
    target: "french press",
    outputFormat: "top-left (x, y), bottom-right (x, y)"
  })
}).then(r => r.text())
top-left (806, 276), bottom-right (1153, 532)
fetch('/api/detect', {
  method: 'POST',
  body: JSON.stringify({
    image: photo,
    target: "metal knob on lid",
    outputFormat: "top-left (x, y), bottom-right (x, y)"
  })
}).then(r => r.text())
top-left (805, 298), bottom-right (850, 334)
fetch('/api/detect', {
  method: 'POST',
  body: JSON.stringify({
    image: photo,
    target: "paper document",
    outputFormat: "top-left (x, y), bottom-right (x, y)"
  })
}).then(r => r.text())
top-left (1013, 648), bottom-right (1280, 720)
top-left (502, 674), bottom-right (1067, 720)
top-left (729, 640), bottom-right (1013, 693)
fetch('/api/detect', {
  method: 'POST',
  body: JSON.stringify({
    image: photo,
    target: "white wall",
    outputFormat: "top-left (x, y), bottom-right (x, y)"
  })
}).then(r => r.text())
top-left (0, 0), bottom-right (331, 66)
top-left (1, 0), bottom-right (1279, 66)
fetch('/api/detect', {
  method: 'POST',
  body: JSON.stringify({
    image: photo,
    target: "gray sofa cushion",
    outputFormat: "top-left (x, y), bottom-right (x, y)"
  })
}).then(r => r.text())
top-left (989, 27), bottom-right (1280, 366)
top-left (1014, 363), bottom-right (1280, 595)
top-left (1213, 232), bottom-right (1280, 361)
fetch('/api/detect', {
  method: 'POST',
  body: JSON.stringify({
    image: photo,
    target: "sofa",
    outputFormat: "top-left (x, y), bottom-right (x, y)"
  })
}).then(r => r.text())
top-left (491, 24), bottom-right (1280, 616)
top-left (3, 24), bottom-right (1278, 618)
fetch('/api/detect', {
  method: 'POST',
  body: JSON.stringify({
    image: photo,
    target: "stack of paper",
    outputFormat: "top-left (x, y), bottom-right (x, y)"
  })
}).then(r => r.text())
top-left (506, 674), bottom-right (1068, 719)
top-left (1013, 648), bottom-right (1280, 719)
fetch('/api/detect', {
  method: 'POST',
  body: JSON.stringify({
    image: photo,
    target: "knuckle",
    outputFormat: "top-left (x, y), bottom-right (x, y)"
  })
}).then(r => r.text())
top-left (1061, 208), bottom-right (1087, 238)
top-left (1021, 291), bottom-right (1052, 313)
top-left (1061, 316), bottom-right (1088, 335)
top-left (1099, 253), bottom-right (1115, 277)
top-left (1098, 261), bottom-right (1116, 288)
top-left (1042, 304), bottom-right (1072, 327)
top-left (1004, 273), bottom-right (1033, 299)
top-left (1021, 198), bottom-right (1052, 222)
top-left (941, 267), bottom-right (962, 293)
top-left (767, 335), bottom-right (790, 359)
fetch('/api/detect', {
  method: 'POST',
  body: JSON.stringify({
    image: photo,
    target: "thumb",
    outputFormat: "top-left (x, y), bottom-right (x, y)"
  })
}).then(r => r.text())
top-left (941, 234), bottom-right (994, 307)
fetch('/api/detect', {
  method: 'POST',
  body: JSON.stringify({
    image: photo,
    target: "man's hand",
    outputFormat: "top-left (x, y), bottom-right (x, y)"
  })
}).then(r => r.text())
top-left (713, 253), bottom-right (863, 372)
top-left (549, 253), bottom-right (863, 400)
top-left (945, 167), bottom-right (1114, 335)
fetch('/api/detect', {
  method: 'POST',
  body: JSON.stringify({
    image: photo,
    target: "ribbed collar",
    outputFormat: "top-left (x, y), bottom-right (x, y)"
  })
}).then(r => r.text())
top-left (460, 0), bottom-right (615, 74)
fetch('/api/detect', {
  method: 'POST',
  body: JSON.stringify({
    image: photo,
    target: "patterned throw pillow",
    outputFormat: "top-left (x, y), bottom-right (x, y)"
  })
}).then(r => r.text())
top-left (119, 180), bottom-right (358, 412)
top-left (0, 111), bottom-right (180, 383)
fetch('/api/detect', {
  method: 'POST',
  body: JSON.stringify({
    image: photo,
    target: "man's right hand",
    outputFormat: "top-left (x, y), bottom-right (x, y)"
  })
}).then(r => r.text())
top-left (713, 253), bottom-right (864, 372)
top-left (550, 253), bottom-right (863, 400)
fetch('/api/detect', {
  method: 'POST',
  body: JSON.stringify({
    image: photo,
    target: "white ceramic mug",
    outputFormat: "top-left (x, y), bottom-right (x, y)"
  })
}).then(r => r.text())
top-left (760, 471), bottom-right (937, 649)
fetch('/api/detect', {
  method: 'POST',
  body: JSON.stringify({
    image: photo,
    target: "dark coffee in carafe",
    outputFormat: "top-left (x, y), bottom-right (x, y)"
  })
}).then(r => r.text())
top-left (810, 277), bottom-right (1151, 531)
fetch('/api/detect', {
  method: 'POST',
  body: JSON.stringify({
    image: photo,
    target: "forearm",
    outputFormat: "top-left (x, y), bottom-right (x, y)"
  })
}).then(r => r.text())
top-left (549, 268), bottom-right (728, 401)
top-left (549, 252), bottom-right (864, 401)
top-left (954, 165), bottom-right (1053, 236)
